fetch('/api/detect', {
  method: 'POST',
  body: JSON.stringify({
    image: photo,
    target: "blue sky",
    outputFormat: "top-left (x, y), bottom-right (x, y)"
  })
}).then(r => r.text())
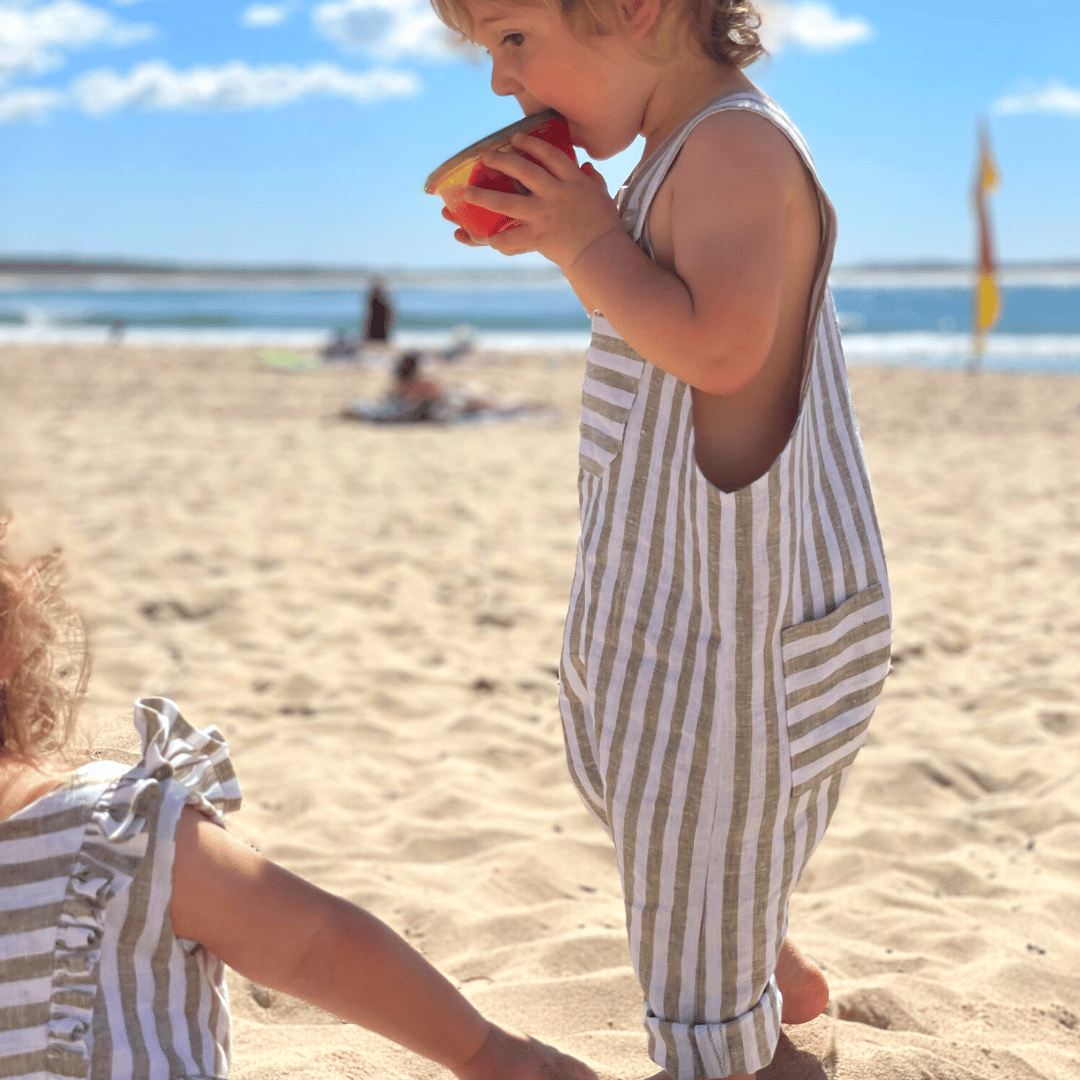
top-left (1, 0), bottom-right (1077, 268)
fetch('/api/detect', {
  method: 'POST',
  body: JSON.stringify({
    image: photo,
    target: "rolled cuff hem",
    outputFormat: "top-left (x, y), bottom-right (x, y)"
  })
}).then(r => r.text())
top-left (644, 977), bottom-right (782, 1079)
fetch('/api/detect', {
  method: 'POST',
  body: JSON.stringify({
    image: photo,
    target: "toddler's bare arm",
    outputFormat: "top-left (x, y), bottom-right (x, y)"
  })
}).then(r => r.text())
top-left (171, 807), bottom-right (596, 1080)
top-left (465, 112), bottom-right (799, 397)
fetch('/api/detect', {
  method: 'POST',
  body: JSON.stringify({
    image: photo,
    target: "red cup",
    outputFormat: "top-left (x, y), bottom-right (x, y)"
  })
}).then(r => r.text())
top-left (424, 110), bottom-right (578, 242)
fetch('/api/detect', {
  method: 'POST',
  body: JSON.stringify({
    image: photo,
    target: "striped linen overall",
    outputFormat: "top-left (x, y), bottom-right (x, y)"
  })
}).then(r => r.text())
top-left (0, 699), bottom-right (240, 1080)
top-left (559, 92), bottom-right (892, 1078)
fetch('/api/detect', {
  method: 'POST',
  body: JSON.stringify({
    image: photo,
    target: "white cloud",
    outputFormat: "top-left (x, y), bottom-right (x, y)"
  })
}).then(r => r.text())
top-left (242, 3), bottom-right (289, 28)
top-left (71, 59), bottom-right (420, 113)
top-left (759, 2), bottom-right (873, 52)
top-left (0, 83), bottom-right (64, 121)
top-left (312, 0), bottom-right (453, 61)
top-left (0, 0), bottom-right (155, 86)
top-left (992, 80), bottom-right (1080, 118)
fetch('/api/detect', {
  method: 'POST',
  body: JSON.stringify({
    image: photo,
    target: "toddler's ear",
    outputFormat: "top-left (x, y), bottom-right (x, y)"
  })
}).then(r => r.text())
top-left (620, 0), bottom-right (661, 38)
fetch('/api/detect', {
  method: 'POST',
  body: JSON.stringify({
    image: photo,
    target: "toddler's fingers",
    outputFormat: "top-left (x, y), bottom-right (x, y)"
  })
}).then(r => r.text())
top-left (479, 148), bottom-right (553, 194)
top-left (509, 132), bottom-right (577, 180)
top-left (464, 183), bottom-right (531, 221)
top-left (487, 224), bottom-right (533, 257)
top-left (580, 162), bottom-right (608, 191)
top-left (441, 205), bottom-right (480, 245)
top-left (528, 1040), bottom-right (598, 1080)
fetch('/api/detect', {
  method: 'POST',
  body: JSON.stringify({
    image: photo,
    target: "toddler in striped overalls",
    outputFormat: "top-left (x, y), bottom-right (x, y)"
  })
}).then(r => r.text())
top-left (433, 1), bottom-right (893, 1076)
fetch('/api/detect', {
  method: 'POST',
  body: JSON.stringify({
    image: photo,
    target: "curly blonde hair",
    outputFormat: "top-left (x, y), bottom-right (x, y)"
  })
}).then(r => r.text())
top-left (0, 523), bottom-right (89, 763)
top-left (431, 0), bottom-right (765, 69)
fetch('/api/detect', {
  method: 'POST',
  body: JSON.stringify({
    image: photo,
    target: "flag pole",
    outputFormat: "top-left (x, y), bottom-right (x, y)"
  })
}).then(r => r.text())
top-left (971, 119), bottom-right (1000, 374)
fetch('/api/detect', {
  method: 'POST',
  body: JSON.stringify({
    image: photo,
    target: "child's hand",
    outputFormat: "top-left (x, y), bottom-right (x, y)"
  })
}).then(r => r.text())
top-left (457, 133), bottom-right (624, 271)
top-left (453, 1024), bottom-right (597, 1080)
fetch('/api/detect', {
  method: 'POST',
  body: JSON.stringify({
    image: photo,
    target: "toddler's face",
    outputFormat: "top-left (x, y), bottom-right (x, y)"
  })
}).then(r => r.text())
top-left (463, 0), bottom-right (649, 160)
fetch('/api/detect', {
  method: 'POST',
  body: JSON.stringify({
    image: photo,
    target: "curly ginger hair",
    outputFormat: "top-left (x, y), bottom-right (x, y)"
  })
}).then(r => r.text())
top-left (431, 0), bottom-right (766, 69)
top-left (0, 523), bottom-right (89, 763)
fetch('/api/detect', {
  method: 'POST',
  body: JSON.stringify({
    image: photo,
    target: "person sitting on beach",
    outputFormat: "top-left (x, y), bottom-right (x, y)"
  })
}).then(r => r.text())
top-left (322, 329), bottom-right (359, 360)
top-left (0, 523), bottom-right (597, 1080)
top-left (431, 0), bottom-right (893, 1076)
top-left (393, 351), bottom-right (445, 413)
top-left (386, 352), bottom-right (494, 422)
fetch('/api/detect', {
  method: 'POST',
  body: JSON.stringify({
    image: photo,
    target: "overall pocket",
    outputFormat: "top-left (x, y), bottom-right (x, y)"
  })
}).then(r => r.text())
top-left (781, 582), bottom-right (891, 797)
top-left (578, 314), bottom-right (643, 477)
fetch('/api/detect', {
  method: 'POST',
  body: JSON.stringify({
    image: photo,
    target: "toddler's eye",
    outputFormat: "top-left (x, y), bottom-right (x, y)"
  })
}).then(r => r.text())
top-left (502, 32), bottom-right (524, 46)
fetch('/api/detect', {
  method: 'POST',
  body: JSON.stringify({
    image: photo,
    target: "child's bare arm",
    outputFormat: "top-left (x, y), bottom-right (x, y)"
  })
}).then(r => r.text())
top-left (171, 807), bottom-right (596, 1080)
top-left (463, 112), bottom-right (792, 395)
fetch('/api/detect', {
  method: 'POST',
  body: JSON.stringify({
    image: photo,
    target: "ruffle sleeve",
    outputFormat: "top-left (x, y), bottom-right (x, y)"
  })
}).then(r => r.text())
top-left (46, 699), bottom-right (241, 1078)
top-left (112, 697), bottom-right (242, 837)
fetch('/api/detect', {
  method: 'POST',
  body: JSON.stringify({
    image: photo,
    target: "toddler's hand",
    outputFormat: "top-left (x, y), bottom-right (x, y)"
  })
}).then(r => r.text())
top-left (442, 204), bottom-right (481, 247)
top-left (454, 1024), bottom-right (597, 1080)
top-left (458, 134), bottom-right (624, 271)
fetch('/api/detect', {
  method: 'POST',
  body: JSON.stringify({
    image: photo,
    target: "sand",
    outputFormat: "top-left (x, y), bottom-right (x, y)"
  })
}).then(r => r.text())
top-left (2, 344), bottom-right (1078, 1080)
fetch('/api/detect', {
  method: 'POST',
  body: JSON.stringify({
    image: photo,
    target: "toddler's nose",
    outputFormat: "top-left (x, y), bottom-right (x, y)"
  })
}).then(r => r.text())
top-left (489, 58), bottom-right (522, 99)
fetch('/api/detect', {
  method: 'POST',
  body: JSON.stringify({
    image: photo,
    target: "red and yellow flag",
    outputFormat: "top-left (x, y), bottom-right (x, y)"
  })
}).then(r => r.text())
top-left (972, 122), bottom-right (1000, 367)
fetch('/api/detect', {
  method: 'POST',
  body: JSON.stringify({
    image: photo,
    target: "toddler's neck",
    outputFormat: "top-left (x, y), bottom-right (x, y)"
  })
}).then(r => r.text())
top-left (0, 753), bottom-right (69, 822)
top-left (639, 47), bottom-right (758, 157)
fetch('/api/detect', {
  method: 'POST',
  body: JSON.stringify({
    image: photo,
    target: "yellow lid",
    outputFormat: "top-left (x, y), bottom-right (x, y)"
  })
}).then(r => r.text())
top-left (424, 109), bottom-right (562, 194)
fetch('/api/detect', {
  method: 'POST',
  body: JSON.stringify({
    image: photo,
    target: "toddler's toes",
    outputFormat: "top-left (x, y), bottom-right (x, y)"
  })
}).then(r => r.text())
top-left (776, 939), bottom-right (829, 1024)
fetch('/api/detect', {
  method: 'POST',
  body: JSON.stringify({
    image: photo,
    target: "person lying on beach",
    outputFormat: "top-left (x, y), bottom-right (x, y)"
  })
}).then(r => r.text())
top-left (343, 352), bottom-right (497, 424)
top-left (393, 351), bottom-right (451, 414)
top-left (0, 524), bottom-right (597, 1080)
top-left (431, 0), bottom-right (893, 1076)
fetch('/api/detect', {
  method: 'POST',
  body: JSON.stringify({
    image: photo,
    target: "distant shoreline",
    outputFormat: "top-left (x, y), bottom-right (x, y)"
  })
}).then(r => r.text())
top-left (2, 256), bottom-right (1079, 291)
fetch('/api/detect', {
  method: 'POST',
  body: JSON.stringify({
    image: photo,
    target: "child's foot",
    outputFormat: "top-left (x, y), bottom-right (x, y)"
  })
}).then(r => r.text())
top-left (775, 938), bottom-right (829, 1024)
top-left (636, 944), bottom-right (827, 1080)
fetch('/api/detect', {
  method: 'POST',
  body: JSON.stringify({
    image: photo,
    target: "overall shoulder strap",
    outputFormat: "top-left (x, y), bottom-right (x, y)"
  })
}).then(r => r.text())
top-left (616, 90), bottom-right (840, 404)
top-left (618, 91), bottom-right (836, 274)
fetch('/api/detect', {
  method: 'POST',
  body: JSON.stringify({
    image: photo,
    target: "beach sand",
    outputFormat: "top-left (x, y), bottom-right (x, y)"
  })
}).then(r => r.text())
top-left (2, 344), bottom-right (1078, 1079)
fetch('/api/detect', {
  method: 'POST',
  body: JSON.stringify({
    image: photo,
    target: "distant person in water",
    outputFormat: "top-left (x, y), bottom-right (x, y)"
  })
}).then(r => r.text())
top-left (108, 318), bottom-right (125, 345)
top-left (364, 278), bottom-right (394, 345)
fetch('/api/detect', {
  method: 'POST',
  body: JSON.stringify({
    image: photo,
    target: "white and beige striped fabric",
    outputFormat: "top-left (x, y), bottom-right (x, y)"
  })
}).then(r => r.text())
top-left (560, 91), bottom-right (891, 1079)
top-left (0, 698), bottom-right (241, 1080)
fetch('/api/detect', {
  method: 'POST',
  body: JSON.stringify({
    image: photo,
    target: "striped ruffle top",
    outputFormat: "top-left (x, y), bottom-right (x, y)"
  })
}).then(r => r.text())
top-left (0, 699), bottom-right (242, 1080)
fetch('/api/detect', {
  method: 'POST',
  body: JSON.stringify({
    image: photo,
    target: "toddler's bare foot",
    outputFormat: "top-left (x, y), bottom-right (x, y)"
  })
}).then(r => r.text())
top-left (775, 939), bottom-right (829, 1024)
top-left (454, 1024), bottom-right (596, 1080)
top-left (632, 947), bottom-right (825, 1080)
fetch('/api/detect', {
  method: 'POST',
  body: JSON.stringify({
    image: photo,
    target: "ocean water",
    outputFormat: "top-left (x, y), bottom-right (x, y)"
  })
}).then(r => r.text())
top-left (1, 280), bottom-right (1078, 373)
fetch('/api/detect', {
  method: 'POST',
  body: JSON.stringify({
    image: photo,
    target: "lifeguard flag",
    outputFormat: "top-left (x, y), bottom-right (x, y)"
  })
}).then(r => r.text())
top-left (972, 121), bottom-right (1000, 368)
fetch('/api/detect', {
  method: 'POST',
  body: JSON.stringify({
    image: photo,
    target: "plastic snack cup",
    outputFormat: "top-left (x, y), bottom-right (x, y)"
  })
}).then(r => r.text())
top-left (424, 110), bottom-right (578, 242)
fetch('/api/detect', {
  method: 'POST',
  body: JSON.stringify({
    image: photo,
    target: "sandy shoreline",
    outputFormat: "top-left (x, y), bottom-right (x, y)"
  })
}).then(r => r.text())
top-left (3, 345), bottom-right (1079, 1079)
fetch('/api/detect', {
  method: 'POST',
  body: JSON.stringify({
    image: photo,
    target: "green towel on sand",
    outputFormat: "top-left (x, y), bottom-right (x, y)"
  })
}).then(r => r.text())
top-left (257, 350), bottom-right (322, 372)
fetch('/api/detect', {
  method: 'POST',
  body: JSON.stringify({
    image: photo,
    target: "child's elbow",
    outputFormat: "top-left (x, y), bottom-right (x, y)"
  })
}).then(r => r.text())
top-left (694, 348), bottom-right (768, 396)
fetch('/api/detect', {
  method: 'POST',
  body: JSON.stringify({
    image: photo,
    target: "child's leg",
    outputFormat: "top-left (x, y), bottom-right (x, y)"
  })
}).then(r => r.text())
top-left (638, 943), bottom-right (829, 1080)
top-left (560, 682), bottom-right (844, 1079)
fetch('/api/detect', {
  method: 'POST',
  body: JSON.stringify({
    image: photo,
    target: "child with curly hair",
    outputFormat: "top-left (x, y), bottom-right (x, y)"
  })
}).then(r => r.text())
top-left (429, 1), bottom-right (893, 1076)
top-left (0, 524), bottom-right (597, 1080)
